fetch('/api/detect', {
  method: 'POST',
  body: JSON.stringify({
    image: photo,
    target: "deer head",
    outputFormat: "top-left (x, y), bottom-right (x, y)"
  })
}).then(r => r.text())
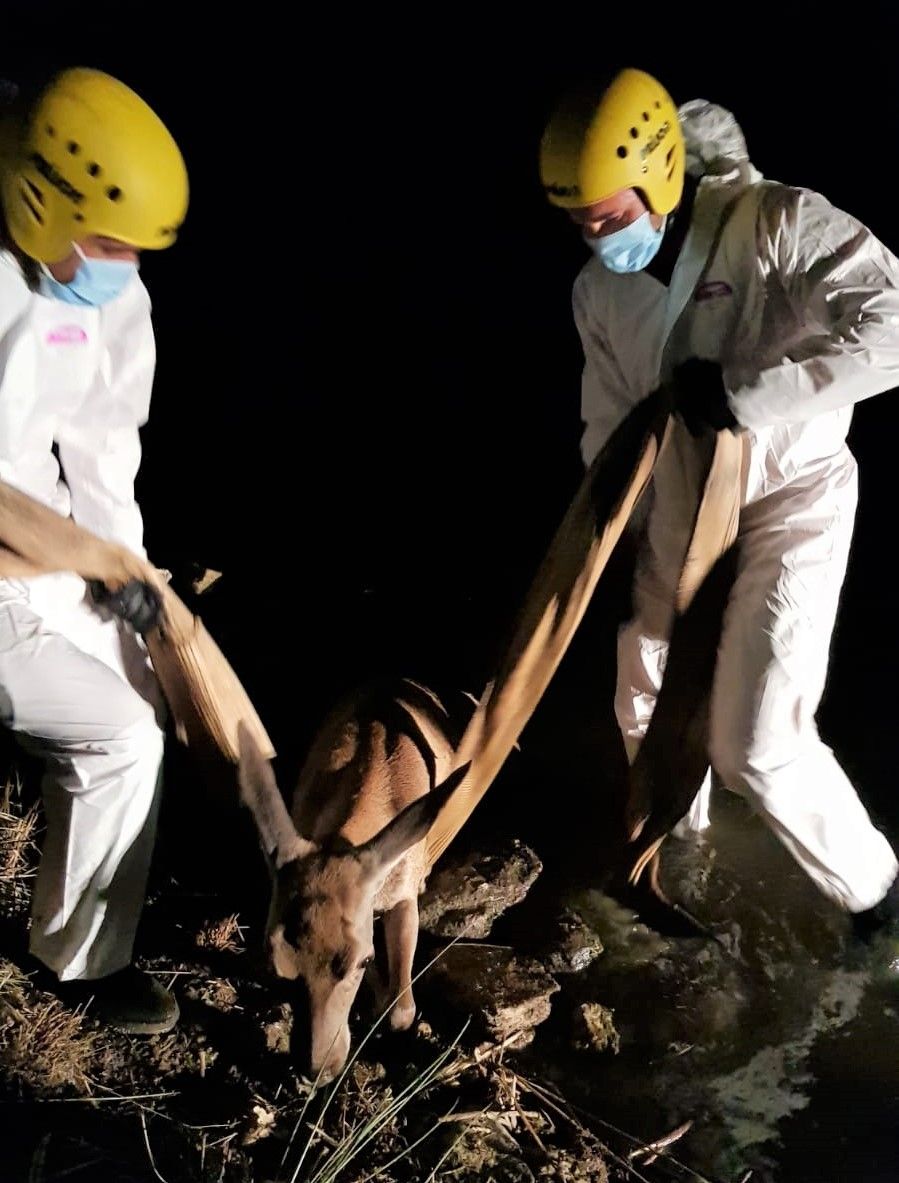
top-left (236, 722), bottom-right (464, 1082)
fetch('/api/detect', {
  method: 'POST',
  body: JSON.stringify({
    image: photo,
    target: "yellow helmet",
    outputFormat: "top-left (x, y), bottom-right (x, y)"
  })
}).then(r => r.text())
top-left (1, 68), bottom-right (189, 264)
top-left (540, 68), bottom-right (684, 215)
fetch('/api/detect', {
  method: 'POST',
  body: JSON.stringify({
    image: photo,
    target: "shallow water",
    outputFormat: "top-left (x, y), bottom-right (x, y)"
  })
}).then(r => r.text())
top-left (522, 790), bottom-right (899, 1183)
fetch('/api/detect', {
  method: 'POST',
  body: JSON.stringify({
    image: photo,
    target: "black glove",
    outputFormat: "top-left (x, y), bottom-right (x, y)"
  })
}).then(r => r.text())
top-left (89, 579), bottom-right (162, 635)
top-left (671, 358), bottom-right (739, 437)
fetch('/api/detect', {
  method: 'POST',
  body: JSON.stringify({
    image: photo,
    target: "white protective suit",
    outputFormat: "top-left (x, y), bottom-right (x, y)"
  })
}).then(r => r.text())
top-left (0, 249), bottom-right (165, 980)
top-left (575, 101), bottom-right (899, 913)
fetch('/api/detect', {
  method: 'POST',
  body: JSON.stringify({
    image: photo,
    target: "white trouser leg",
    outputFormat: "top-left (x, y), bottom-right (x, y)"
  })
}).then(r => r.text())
top-left (671, 777), bottom-right (712, 838)
top-left (708, 472), bottom-right (897, 913)
top-left (616, 622), bottom-right (712, 837)
top-left (0, 578), bottom-right (165, 980)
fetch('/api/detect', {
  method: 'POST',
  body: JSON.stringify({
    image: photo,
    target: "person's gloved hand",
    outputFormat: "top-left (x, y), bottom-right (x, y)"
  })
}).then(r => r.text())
top-left (89, 579), bottom-right (162, 635)
top-left (671, 358), bottom-right (740, 436)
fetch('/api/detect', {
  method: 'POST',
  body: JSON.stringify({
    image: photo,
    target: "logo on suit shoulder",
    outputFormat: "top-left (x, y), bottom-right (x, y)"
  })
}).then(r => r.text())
top-left (695, 280), bottom-right (733, 302)
top-left (46, 325), bottom-right (88, 345)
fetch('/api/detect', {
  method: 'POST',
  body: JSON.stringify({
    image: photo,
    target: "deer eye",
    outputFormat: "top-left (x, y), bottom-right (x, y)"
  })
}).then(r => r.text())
top-left (282, 900), bottom-right (310, 948)
top-left (330, 952), bottom-right (351, 980)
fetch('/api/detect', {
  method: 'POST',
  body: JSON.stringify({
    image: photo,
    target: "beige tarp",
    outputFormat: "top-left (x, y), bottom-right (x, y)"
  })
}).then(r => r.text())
top-left (0, 480), bottom-right (274, 763)
top-left (0, 392), bottom-right (739, 872)
top-left (425, 391), bottom-right (743, 879)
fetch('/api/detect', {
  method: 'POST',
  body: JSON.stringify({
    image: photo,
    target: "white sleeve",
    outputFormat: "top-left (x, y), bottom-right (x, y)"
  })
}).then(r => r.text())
top-left (56, 282), bottom-right (156, 557)
top-left (728, 187), bottom-right (899, 429)
top-left (573, 268), bottom-right (640, 467)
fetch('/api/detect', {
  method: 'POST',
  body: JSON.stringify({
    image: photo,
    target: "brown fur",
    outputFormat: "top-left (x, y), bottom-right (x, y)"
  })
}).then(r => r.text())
top-left (237, 679), bottom-right (468, 1084)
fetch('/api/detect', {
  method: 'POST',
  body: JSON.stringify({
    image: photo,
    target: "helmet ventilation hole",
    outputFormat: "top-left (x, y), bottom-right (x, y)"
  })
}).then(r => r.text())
top-left (642, 111), bottom-right (649, 121)
top-left (24, 179), bottom-right (45, 206)
top-left (629, 127), bottom-right (638, 139)
top-left (616, 146), bottom-right (628, 159)
top-left (106, 186), bottom-right (123, 202)
top-left (87, 162), bottom-right (101, 177)
top-left (20, 186), bottom-right (44, 224)
top-left (67, 141), bottom-right (80, 155)
top-left (73, 212), bottom-right (85, 222)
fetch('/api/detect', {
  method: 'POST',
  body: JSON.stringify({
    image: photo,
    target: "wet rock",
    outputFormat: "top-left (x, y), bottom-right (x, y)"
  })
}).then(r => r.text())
top-left (184, 976), bottom-right (239, 1013)
top-left (443, 1115), bottom-right (535, 1181)
top-left (447, 1137), bottom-right (535, 1182)
top-left (261, 1002), bottom-right (293, 1054)
top-left (541, 908), bottom-right (604, 974)
top-left (419, 838), bottom-right (542, 939)
top-left (144, 1026), bottom-right (218, 1079)
top-left (574, 1002), bottom-right (621, 1055)
top-left (241, 1096), bottom-right (277, 1146)
top-left (490, 1160), bottom-right (537, 1182)
top-left (350, 1060), bottom-right (387, 1088)
top-left (567, 887), bottom-right (670, 965)
top-left (538, 1142), bottom-right (609, 1182)
top-left (430, 946), bottom-right (559, 1042)
top-left (414, 1018), bottom-right (437, 1043)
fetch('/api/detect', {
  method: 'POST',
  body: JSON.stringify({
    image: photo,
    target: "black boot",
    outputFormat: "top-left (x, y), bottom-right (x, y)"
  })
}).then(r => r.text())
top-left (54, 966), bottom-right (179, 1035)
top-left (604, 850), bottom-right (719, 941)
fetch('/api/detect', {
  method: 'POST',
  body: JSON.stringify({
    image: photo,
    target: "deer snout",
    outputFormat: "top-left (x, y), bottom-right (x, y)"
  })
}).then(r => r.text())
top-left (311, 1021), bottom-right (351, 1085)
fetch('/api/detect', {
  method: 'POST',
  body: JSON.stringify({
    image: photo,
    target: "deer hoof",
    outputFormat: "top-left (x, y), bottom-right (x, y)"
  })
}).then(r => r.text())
top-left (389, 996), bottom-right (416, 1032)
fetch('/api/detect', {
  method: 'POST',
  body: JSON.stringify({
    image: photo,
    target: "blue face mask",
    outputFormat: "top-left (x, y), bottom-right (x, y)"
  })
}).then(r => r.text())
top-left (39, 245), bottom-right (138, 307)
top-left (589, 212), bottom-right (666, 274)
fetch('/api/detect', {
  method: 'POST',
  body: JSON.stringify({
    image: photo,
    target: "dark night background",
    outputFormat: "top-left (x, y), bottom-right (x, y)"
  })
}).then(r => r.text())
top-left (3, 12), bottom-right (899, 1180)
top-left (3, 5), bottom-right (899, 853)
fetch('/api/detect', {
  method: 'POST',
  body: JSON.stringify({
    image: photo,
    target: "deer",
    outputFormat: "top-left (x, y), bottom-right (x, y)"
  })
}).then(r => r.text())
top-left (236, 678), bottom-right (470, 1084)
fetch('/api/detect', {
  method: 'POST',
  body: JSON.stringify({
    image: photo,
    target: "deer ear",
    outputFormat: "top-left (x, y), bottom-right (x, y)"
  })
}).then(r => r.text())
top-left (237, 722), bottom-right (314, 872)
top-left (357, 763), bottom-right (470, 881)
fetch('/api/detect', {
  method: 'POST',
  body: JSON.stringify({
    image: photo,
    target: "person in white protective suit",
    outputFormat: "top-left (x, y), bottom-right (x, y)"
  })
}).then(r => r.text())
top-left (0, 69), bottom-right (189, 1032)
top-left (539, 67), bottom-right (899, 946)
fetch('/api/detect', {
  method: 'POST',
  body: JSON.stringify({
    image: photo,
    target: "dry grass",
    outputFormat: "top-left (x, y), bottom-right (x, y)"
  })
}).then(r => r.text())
top-left (0, 957), bottom-right (98, 1094)
top-left (0, 772), bottom-right (101, 1096)
top-left (195, 912), bottom-right (246, 954)
top-left (0, 802), bottom-right (40, 883)
top-left (1, 768), bottom-right (41, 876)
top-left (0, 771), bottom-right (41, 939)
top-left (293, 1027), bottom-right (615, 1183)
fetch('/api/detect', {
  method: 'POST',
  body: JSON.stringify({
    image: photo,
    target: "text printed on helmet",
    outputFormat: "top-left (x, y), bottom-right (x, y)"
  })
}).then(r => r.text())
top-left (30, 153), bottom-right (84, 204)
top-left (544, 182), bottom-right (580, 199)
top-left (640, 122), bottom-right (670, 161)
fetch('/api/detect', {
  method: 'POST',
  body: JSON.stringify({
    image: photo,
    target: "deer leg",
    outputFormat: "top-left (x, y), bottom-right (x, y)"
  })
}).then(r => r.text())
top-left (364, 954), bottom-right (391, 1018)
top-left (382, 897), bottom-right (419, 1031)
